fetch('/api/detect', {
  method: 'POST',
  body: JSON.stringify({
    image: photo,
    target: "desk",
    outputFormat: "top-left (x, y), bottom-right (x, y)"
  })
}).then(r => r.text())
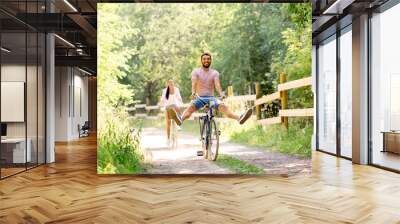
top-left (381, 131), bottom-right (400, 154)
top-left (1, 138), bottom-right (31, 163)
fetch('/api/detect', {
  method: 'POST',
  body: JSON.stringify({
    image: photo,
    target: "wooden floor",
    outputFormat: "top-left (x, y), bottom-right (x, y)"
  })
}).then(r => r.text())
top-left (1, 167), bottom-right (26, 178)
top-left (1, 163), bottom-right (43, 178)
top-left (372, 150), bottom-right (400, 171)
top-left (1, 136), bottom-right (400, 223)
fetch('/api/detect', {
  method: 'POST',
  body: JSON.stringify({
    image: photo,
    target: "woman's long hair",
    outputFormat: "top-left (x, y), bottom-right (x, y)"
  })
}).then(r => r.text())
top-left (166, 86), bottom-right (170, 100)
top-left (166, 79), bottom-right (174, 100)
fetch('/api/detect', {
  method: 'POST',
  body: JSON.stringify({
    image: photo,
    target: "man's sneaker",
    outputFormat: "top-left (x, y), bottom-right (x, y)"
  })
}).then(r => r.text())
top-left (168, 108), bottom-right (183, 126)
top-left (238, 108), bottom-right (253, 124)
top-left (197, 151), bottom-right (203, 156)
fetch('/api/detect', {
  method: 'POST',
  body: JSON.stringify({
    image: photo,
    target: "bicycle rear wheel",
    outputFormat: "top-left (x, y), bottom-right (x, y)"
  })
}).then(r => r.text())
top-left (207, 119), bottom-right (219, 161)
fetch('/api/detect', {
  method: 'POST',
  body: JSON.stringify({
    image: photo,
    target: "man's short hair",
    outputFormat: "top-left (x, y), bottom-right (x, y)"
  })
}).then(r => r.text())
top-left (201, 52), bottom-right (212, 60)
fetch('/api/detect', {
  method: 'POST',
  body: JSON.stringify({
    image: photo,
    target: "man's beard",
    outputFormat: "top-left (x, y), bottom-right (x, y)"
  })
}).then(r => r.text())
top-left (202, 63), bottom-right (210, 68)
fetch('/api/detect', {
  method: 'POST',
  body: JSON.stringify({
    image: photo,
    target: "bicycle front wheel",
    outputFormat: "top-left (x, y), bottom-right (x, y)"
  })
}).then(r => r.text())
top-left (207, 119), bottom-right (219, 161)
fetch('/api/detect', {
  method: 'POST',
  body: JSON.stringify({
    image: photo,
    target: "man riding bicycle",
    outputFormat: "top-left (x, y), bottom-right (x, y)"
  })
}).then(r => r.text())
top-left (168, 52), bottom-right (253, 125)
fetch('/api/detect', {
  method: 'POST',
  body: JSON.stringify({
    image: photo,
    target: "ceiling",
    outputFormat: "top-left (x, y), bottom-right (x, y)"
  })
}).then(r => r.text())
top-left (1, 0), bottom-right (98, 74)
top-left (312, 0), bottom-right (390, 43)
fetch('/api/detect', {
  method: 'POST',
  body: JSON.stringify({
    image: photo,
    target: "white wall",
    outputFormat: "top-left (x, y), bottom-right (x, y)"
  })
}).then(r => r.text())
top-left (55, 67), bottom-right (89, 141)
top-left (55, 66), bottom-right (70, 141)
top-left (1, 65), bottom-right (27, 138)
top-left (1, 63), bottom-right (46, 164)
top-left (1, 82), bottom-right (25, 122)
top-left (1, 65), bottom-right (26, 124)
top-left (1, 64), bottom-right (26, 81)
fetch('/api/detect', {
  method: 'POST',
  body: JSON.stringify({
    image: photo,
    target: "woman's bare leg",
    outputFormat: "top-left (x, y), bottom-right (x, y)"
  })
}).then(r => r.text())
top-left (165, 111), bottom-right (171, 140)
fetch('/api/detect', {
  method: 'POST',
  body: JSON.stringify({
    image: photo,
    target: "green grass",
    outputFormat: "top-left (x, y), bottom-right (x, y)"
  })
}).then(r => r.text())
top-left (215, 154), bottom-right (265, 174)
top-left (98, 114), bottom-right (145, 174)
top-left (221, 118), bottom-right (313, 158)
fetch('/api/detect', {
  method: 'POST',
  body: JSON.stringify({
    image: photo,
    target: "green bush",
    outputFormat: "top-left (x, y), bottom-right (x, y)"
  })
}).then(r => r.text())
top-left (97, 111), bottom-right (145, 174)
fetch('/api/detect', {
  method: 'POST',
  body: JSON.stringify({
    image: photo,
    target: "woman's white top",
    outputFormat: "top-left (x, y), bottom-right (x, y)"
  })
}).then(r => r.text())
top-left (159, 87), bottom-right (183, 108)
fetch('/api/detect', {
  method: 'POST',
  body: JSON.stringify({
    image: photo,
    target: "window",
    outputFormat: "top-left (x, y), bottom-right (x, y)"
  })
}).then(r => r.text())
top-left (0, 2), bottom-right (46, 179)
top-left (318, 35), bottom-right (337, 154)
top-left (370, 3), bottom-right (400, 171)
top-left (339, 26), bottom-right (352, 158)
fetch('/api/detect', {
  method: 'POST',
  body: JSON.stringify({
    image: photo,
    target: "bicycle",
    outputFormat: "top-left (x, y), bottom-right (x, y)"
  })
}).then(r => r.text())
top-left (195, 96), bottom-right (222, 161)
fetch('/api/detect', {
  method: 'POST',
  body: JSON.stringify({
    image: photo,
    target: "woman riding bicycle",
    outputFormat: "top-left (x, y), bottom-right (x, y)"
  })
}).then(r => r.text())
top-left (159, 79), bottom-right (183, 146)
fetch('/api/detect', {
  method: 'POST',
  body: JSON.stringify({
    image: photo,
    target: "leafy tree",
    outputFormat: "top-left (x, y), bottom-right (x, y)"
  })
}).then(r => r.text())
top-left (276, 3), bottom-right (313, 109)
top-left (99, 3), bottom-right (312, 110)
top-left (98, 4), bottom-right (138, 130)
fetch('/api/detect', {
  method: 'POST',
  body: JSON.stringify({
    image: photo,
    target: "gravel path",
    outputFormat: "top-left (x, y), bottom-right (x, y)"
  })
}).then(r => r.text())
top-left (219, 140), bottom-right (311, 175)
top-left (140, 127), bottom-right (311, 175)
top-left (141, 128), bottom-right (233, 174)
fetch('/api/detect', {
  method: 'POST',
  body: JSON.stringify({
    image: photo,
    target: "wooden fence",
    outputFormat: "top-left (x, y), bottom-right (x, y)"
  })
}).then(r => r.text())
top-left (254, 73), bottom-right (313, 129)
top-left (127, 73), bottom-right (313, 128)
top-left (126, 95), bottom-right (256, 121)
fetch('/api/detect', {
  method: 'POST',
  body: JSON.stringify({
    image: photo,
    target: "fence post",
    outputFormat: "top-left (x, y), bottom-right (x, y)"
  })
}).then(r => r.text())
top-left (227, 85), bottom-right (234, 97)
top-left (280, 73), bottom-right (288, 130)
top-left (255, 82), bottom-right (261, 120)
top-left (146, 97), bottom-right (150, 116)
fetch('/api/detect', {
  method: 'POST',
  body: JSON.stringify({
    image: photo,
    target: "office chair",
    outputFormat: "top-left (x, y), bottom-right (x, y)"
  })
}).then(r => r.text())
top-left (78, 121), bottom-right (90, 138)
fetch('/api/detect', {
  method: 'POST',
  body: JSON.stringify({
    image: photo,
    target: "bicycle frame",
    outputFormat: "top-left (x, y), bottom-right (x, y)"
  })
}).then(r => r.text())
top-left (197, 97), bottom-right (219, 160)
top-left (198, 98), bottom-right (217, 140)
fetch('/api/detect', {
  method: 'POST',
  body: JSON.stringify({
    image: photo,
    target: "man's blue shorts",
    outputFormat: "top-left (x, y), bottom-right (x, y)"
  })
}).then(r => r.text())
top-left (192, 96), bottom-right (220, 110)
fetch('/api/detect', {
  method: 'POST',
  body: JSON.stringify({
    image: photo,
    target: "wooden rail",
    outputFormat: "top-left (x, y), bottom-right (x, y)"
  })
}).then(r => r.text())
top-left (129, 115), bottom-right (158, 120)
top-left (257, 117), bottom-right (281, 125)
top-left (134, 114), bottom-right (147, 118)
top-left (126, 107), bottom-right (136, 112)
top-left (135, 104), bottom-right (146, 109)
top-left (279, 108), bottom-right (314, 117)
top-left (225, 94), bottom-right (256, 101)
top-left (128, 103), bottom-right (190, 113)
top-left (254, 92), bottom-right (280, 106)
top-left (145, 105), bottom-right (159, 110)
top-left (277, 76), bottom-right (312, 92)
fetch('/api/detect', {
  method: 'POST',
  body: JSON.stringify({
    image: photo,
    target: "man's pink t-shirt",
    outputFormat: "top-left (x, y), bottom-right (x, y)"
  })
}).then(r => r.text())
top-left (191, 68), bottom-right (220, 96)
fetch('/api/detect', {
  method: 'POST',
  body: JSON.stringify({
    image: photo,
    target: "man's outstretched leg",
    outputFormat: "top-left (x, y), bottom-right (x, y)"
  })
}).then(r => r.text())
top-left (168, 104), bottom-right (196, 126)
top-left (182, 105), bottom-right (197, 121)
top-left (218, 104), bottom-right (252, 124)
